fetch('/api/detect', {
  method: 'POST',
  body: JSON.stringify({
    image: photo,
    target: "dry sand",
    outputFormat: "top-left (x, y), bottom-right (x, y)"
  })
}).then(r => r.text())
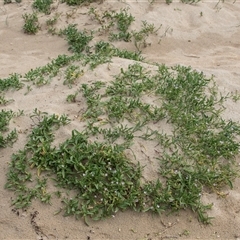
top-left (1, 0), bottom-right (240, 239)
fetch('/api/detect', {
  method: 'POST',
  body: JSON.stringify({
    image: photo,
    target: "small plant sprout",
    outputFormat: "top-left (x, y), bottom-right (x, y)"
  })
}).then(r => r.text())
top-left (22, 13), bottom-right (40, 34)
top-left (66, 92), bottom-right (79, 103)
top-left (63, 65), bottom-right (83, 88)
top-left (32, 0), bottom-right (53, 14)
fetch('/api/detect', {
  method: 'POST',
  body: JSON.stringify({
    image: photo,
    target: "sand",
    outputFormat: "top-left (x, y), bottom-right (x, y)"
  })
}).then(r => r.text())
top-left (1, 0), bottom-right (240, 239)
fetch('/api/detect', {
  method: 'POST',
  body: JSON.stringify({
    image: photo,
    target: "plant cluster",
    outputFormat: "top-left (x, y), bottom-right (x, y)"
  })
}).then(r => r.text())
top-left (0, 73), bottom-right (24, 91)
top-left (5, 62), bottom-right (240, 224)
top-left (4, 0), bottom-right (240, 226)
top-left (0, 95), bottom-right (14, 105)
top-left (46, 13), bottom-right (61, 34)
top-left (0, 110), bottom-right (23, 147)
top-left (62, 0), bottom-right (97, 6)
top-left (22, 13), bottom-right (40, 35)
top-left (60, 24), bottom-right (93, 54)
top-left (4, 0), bottom-right (21, 4)
top-left (63, 65), bottom-right (83, 88)
top-left (32, 0), bottom-right (53, 14)
top-left (23, 54), bottom-right (74, 87)
top-left (89, 8), bottom-right (160, 50)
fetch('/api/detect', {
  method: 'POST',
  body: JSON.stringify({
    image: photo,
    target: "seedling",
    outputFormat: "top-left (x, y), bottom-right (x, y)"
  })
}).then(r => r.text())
top-left (132, 21), bottom-right (160, 51)
top-left (181, 0), bottom-right (200, 3)
top-left (108, 9), bottom-right (135, 42)
top-left (61, 24), bottom-right (93, 53)
top-left (62, 0), bottom-right (96, 6)
top-left (46, 13), bottom-right (61, 34)
top-left (0, 110), bottom-right (20, 147)
top-left (89, 8), bottom-right (159, 50)
top-left (166, 0), bottom-right (172, 4)
top-left (63, 65), bottom-right (83, 88)
top-left (0, 73), bottom-right (24, 91)
top-left (88, 8), bottom-right (134, 42)
top-left (32, 0), bottom-right (53, 14)
top-left (66, 92), bottom-right (78, 103)
top-left (46, 15), bottom-right (59, 26)
top-left (22, 13), bottom-right (40, 35)
top-left (0, 95), bottom-right (14, 105)
top-left (88, 7), bottom-right (114, 33)
top-left (231, 91), bottom-right (240, 102)
top-left (4, 0), bottom-right (21, 4)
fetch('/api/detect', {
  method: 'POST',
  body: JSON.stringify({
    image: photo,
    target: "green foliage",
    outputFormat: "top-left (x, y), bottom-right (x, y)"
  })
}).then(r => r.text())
top-left (32, 0), bottom-right (53, 14)
top-left (0, 110), bottom-right (19, 147)
top-left (46, 13), bottom-right (61, 34)
top-left (61, 24), bottom-right (93, 53)
top-left (0, 95), bottom-right (14, 105)
top-left (4, 0), bottom-right (21, 4)
top-left (63, 65), bottom-right (83, 88)
top-left (89, 8), bottom-right (134, 42)
top-left (4, 6), bottom-right (240, 225)
top-left (0, 73), bottom-right (24, 91)
top-left (24, 54), bottom-right (73, 86)
top-left (132, 21), bottom-right (159, 51)
top-left (22, 13), bottom-right (40, 35)
top-left (66, 92), bottom-right (78, 103)
top-left (63, 0), bottom-right (97, 6)
top-left (181, 0), bottom-right (201, 3)
top-left (46, 14), bottom-right (60, 26)
top-left (6, 63), bottom-right (240, 224)
top-left (107, 8), bottom-right (135, 42)
top-left (165, 0), bottom-right (172, 4)
top-left (89, 8), bottom-right (159, 51)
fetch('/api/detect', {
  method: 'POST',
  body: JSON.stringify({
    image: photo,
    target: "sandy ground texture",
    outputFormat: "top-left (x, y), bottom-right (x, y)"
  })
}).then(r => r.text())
top-left (1, 0), bottom-right (240, 239)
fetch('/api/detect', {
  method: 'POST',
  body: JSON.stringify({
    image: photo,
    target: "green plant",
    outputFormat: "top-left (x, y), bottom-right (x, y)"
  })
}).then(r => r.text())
top-left (24, 54), bottom-right (73, 86)
top-left (62, 0), bottom-right (97, 6)
top-left (0, 110), bottom-right (20, 147)
top-left (0, 95), bottom-right (14, 105)
top-left (61, 24), bottom-right (93, 53)
top-left (165, 0), bottom-right (172, 4)
top-left (88, 7), bottom-right (114, 33)
top-left (89, 8), bottom-right (159, 51)
top-left (32, 0), bottom-right (53, 14)
top-left (88, 8), bottom-right (134, 42)
top-left (4, 0), bottom-right (13, 4)
top-left (63, 65), bottom-right (83, 88)
top-left (4, 10), bottom-right (240, 225)
top-left (22, 13), bottom-right (40, 35)
top-left (46, 14), bottom-right (59, 25)
top-left (231, 91), bottom-right (240, 102)
top-left (181, 0), bottom-right (200, 3)
top-left (66, 92), bottom-right (78, 103)
top-left (0, 73), bottom-right (24, 91)
top-left (132, 21), bottom-right (159, 51)
top-left (46, 13), bottom-right (61, 34)
top-left (108, 9), bottom-right (135, 42)
top-left (4, 0), bottom-right (21, 4)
